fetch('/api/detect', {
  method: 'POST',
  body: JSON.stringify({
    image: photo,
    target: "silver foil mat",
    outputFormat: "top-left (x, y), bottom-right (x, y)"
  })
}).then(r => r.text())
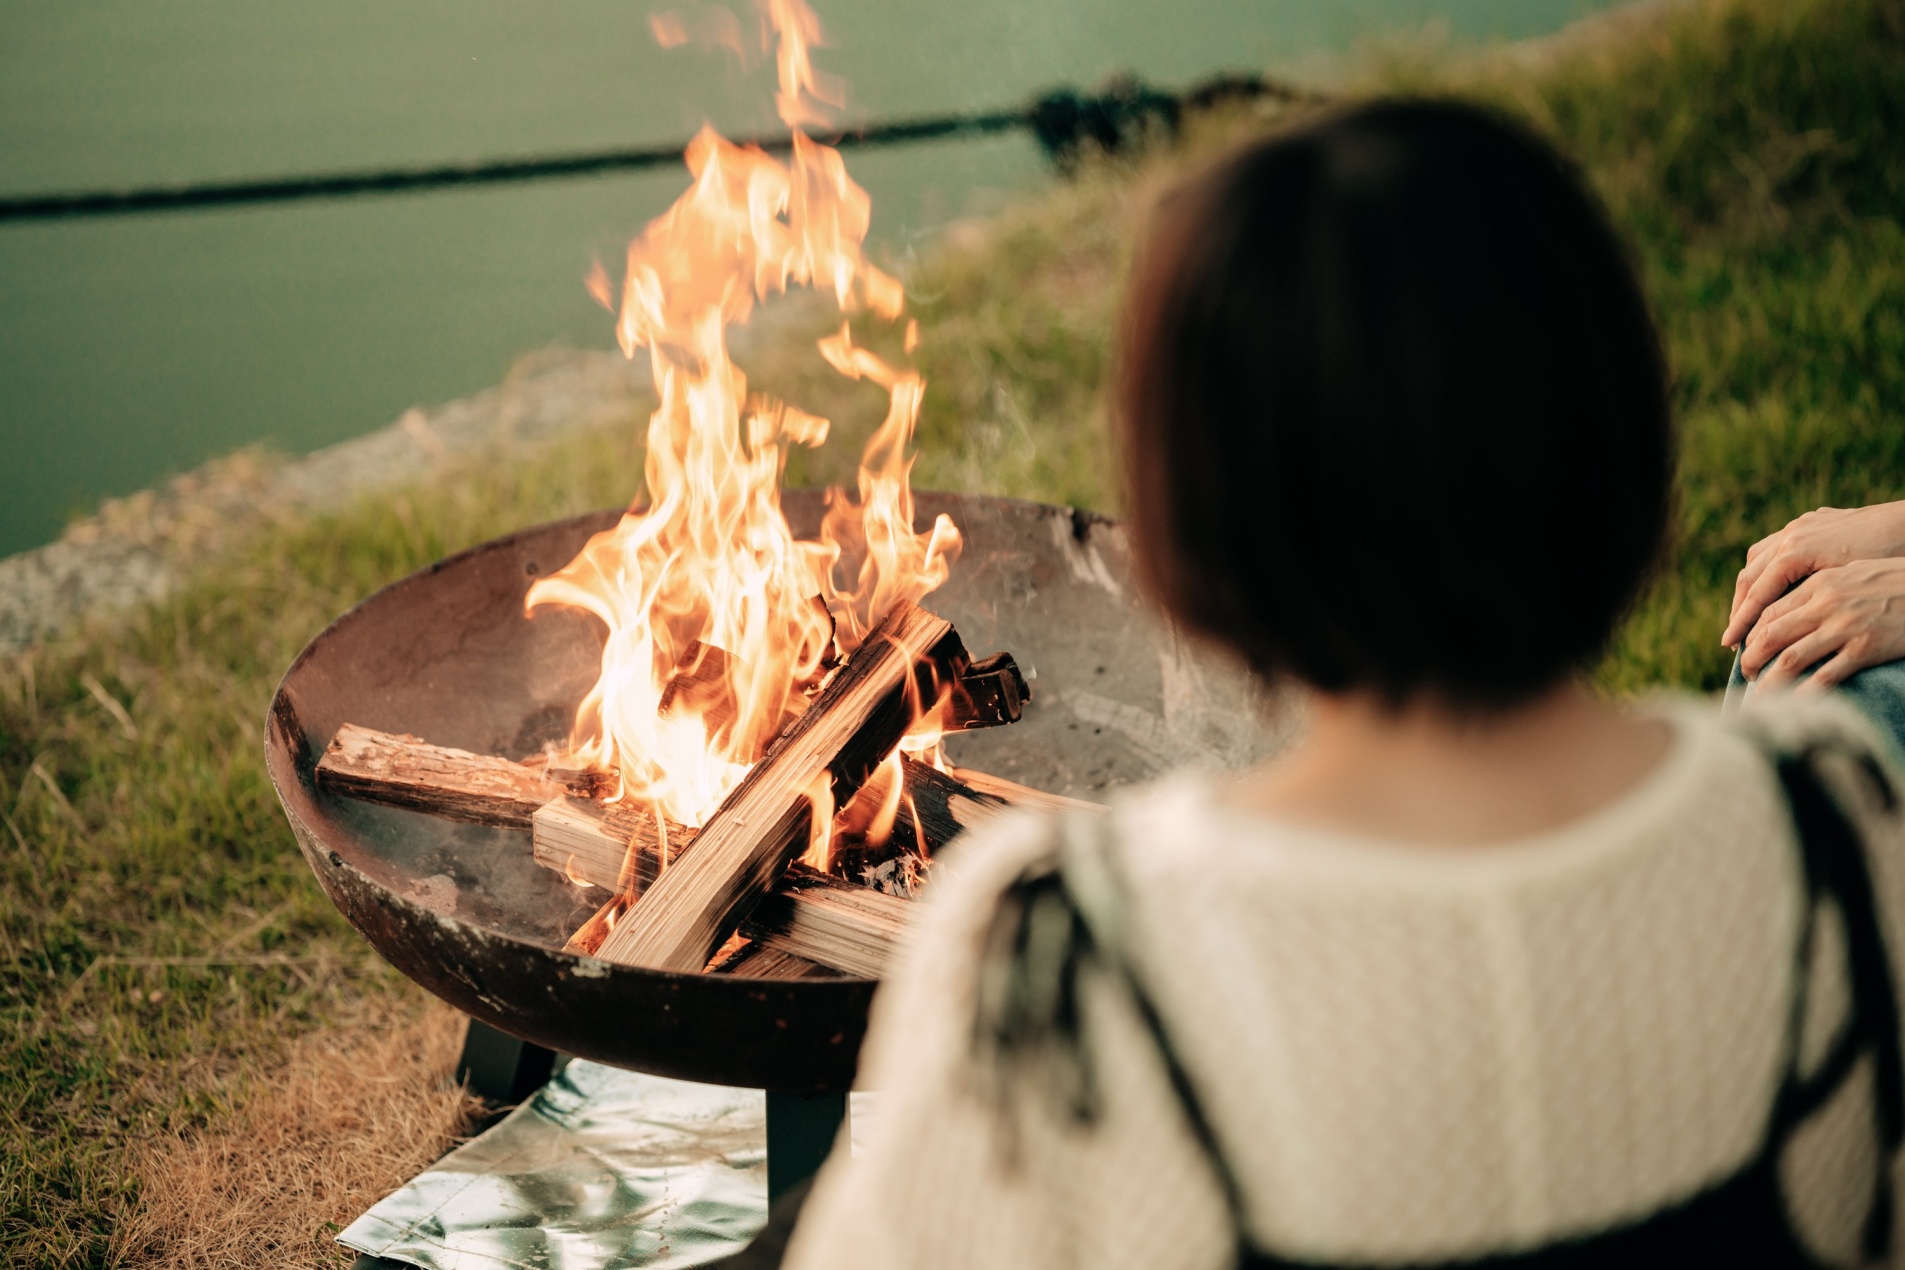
top-left (338, 1061), bottom-right (797, 1269)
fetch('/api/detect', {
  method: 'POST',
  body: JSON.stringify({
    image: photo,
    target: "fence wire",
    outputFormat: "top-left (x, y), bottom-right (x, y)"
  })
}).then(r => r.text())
top-left (0, 73), bottom-right (1314, 224)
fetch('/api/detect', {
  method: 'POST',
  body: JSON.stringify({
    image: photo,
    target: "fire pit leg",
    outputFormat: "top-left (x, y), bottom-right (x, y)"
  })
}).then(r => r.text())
top-left (456, 1018), bottom-right (562, 1106)
top-left (765, 1090), bottom-right (849, 1202)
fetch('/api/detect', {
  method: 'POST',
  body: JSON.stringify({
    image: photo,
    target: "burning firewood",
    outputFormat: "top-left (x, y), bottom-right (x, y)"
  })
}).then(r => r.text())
top-left (532, 755), bottom-right (1066, 894)
top-left (828, 759), bottom-right (1106, 895)
top-left (714, 761), bottom-right (1109, 977)
top-left (737, 863), bottom-right (909, 979)
top-left (581, 864), bottom-right (911, 979)
top-left (532, 796), bottom-right (688, 893)
top-left (318, 722), bottom-right (1088, 895)
top-left (558, 860), bottom-right (901, 978)
top-left (315, 724), bottom-right (563, 826)
top-left (944, 652), bottom-right (1029, 730)
top-left (316, 636), bottom-right (1031, 839)
top-left (943, 765), bottom-right (1106, 817)
top-left (886, 757), bottom-right (1103, 846)
top-left (312, 612), bottom-right (1091, 979)
top-left (586, 599), bottom-right (964, 972)
top-left (706, 935), bottom-right (841, 980)
top-left (655, 629), bottom-right (1025, 743)
top-left (657, 640), bottom-right (738, 721)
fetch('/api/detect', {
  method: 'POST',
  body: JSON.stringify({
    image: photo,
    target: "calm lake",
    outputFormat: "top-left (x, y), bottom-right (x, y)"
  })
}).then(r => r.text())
top-left (0, 0), bottom-right (1614, 556)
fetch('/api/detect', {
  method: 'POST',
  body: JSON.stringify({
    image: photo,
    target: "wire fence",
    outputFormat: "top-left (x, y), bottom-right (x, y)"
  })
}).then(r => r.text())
top-left (0, 72), bottom-right (1316, 225)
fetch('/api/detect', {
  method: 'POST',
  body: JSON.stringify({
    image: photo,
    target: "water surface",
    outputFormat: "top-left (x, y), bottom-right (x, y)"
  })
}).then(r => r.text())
top-left (0, 0), bottom-right (1614, 556)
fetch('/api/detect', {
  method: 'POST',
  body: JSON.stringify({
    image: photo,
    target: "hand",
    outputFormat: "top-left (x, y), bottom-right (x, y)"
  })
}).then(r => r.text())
top-left (1740, 557), bottom-right (1905, 692)
top-left (1723, 502), bottom-right (1905, 648)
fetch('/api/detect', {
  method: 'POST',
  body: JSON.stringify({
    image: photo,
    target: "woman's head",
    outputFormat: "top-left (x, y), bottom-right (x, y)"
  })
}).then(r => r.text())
top-left (1119, 99), bottom-right (1671, 709)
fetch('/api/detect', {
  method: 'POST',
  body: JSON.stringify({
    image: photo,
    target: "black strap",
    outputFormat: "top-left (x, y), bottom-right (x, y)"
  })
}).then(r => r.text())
top-left (1769, 745), bottom-right (1904, 1262)
top-left (1055, 813), bottom-right (1264, 1257)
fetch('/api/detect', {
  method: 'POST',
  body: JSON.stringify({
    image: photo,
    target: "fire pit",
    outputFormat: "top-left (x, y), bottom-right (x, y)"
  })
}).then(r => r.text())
top-left (265, 10), bottom-right (1284, 1225)
top-left (265, 489), bottom-right (1278, 1092)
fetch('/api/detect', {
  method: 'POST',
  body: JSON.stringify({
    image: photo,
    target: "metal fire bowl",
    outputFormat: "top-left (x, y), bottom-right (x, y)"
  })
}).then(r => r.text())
top-left (265, 491), bottom-right (1281, 1091)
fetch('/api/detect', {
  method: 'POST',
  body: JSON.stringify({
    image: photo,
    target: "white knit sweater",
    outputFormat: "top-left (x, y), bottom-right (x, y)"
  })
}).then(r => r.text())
top-left (784, 696), bottom-right (1905, 1269)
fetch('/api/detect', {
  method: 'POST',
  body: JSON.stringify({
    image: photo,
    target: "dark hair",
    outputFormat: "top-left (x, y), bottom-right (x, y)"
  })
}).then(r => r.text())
top-left (1118, 99), bottom-right (1671, 709)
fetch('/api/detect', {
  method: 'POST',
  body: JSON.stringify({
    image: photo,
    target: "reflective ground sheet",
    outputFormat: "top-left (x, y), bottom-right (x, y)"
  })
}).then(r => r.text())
top-left (338, 1061), bottom-right (790, 1269)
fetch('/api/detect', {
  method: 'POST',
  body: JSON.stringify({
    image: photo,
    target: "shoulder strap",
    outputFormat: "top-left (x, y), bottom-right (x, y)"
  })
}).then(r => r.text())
top-left (1054, 812), bottom-right (1264, 1259)
top-left (1766, 743), bottom-right (1904, 1263)
top-left (969, 809), bottom-right (1260, 1254)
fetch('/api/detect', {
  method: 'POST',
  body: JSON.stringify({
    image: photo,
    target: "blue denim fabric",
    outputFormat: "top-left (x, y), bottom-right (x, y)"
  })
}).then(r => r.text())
top-left (1839, 659), bottom-right (1905, 761)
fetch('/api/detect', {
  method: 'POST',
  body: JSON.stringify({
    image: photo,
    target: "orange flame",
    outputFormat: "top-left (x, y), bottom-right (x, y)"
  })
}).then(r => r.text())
top-left (527, 0), bottom-right (959, 830)
top-left (648, 6), bottom-right (751, 63)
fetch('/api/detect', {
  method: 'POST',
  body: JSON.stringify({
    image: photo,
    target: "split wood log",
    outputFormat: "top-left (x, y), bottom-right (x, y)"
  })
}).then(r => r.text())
top-left (829, 759), bottom-right (1108, 895)
top-left (708, 937), bottom-right (843, 980)
top-left (828, 756), bottom-right (1005, 874)
top-left (843, 758), bottom-right (1107, 857)
top-left (945, 765), bottom-right (1107, 818)
top-left (894, 756), bottom-right (1010, 847)
top-left (550, 773), bottom-right (1103, 976)
top-left (532, 757), bottom-right (1046, 893)
top-left (946, 652), bottom-right (1030, 730)
top-left (737, 863), bottom-right (910, 979)
top-left (562, 897), bottom-right (621, 958)
top-left (544, 765), bottom-right (616, 800)
top-left (589, 599), bottom-right (965, 972)
top-left (317, 647), bottom-right (1030, 839)
top-left (533, 795), bottom-right (688, 894)
top-left (314, 724), bottom-right (563, 827)
top-left (558, 847), bottom-right (892, 976)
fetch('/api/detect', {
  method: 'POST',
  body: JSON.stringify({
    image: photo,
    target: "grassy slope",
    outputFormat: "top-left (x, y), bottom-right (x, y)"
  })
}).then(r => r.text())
top-left (2, 0), bottom-right (1901, 1260)
top-left (0, 436), bottom-right (660, 1263)
top-left (1497, 0), bottom-right (1905, 689)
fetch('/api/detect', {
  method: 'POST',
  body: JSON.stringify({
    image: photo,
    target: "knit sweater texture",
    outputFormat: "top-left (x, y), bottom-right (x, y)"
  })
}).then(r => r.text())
top-left (783, 696), bottom-right (1905, 1269)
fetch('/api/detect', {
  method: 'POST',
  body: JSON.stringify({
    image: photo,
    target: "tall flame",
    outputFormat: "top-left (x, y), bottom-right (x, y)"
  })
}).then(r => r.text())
top-left (527, 0), bottom-right (959, 829)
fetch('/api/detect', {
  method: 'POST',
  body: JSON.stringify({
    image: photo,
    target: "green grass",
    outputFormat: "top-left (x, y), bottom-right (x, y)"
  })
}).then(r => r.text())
top-left (4, 0), bottom-right (1902, 1261)
top-left (1478, 0), bottom-right (1905, 690)
top-left (0, 426), bottom-right (663, 1263)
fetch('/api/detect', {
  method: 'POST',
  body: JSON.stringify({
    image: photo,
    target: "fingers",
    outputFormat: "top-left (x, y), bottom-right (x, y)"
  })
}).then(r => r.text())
top-left (1796, 647), bottom-right (1868, 695)
top-left (1726, 567), bottom-right (1764, 645)
top-left (1752, 625), bottom-right (1843, 693)
top-left (1741, 590), bottom-right (1823, 680)
top-left (1744, 530), bottom-right (1781, 564)
top-left (1724, 548), bottom-right (1817, 649)
top-left (1726, 532), bottom-right (1786, 644)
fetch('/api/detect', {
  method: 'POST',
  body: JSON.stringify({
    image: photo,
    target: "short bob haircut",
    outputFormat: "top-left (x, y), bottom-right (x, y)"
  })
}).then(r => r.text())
top-left (1119, 99), bottom-right (1671, 709)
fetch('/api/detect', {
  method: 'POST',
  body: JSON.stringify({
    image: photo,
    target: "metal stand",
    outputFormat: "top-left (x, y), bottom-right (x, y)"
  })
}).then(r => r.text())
top-left (456, 1018), bottom-right (562, 1107)
top-left (765, 1090), bottom-right (849, 1203)
top-left (454, 1019), bottom-right (846, 1199)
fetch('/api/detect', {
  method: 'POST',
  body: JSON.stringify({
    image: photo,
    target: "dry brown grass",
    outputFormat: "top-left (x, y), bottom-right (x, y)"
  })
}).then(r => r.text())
top-left (112, 997), bottom-right (481, 1270)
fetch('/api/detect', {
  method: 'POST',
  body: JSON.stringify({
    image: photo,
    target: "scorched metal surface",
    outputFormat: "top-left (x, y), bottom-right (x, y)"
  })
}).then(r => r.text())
top-left (265, 491), bottom-right (1280, 1091)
